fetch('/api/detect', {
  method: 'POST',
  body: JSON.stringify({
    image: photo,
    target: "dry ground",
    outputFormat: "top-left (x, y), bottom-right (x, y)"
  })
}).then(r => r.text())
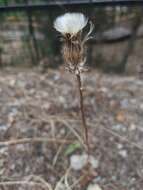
top-left (0, 67), bottom-right (143, 190)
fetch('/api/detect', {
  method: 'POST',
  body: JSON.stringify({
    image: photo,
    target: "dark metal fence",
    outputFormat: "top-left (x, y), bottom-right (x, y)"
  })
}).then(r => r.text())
top-left (0, 0), bottom-right (143, 12)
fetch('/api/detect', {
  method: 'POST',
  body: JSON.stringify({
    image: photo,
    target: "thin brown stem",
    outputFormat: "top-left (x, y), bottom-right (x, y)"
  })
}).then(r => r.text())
top-left (76, 72), bottom-right (90, 155)
top-left (0, 137), bottom-right (71, 147)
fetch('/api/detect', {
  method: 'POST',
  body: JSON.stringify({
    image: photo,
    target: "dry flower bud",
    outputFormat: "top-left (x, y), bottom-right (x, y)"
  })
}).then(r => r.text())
top-left (54, 13), bottom-right (94, 74)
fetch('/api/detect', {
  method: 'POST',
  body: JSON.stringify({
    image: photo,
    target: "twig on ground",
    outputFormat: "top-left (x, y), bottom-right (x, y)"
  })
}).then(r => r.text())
top-left (54, 167), bottom-right (71, 190)
top-left (0, 181), bottom-right (44, 188)
top-left (50, 119), bottom-right (58, 149)
top-left (89, 121), bottom-right (143, 151)
top-left (0, 137), bottom-right (72, 147)
top-left (61, 120), bottom-right (85, 148)
top-left (26, 175), bottom-right (53, 190)
top-left (53, 131), bottom-right (71, 166)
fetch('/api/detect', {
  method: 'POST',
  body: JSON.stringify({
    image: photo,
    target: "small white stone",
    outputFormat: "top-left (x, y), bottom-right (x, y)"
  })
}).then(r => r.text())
top-left (118, 149), bottom-right (127, 158)
top-left (140, 104), bottom-right (143, 110)
top-left (9, 79), bottom-right (16, 86)
top-left (16, 144), bottom-right (27, 152)
top-left (87, 184), bottom-right (102, 190)
top-left (59, 96), bottom-right (65, 104)
top-left (117, 143), bottom-right (123, 150)
top-left (0, 147), bottom-right (8, 155)
top-left (120, 99), bottom-right (129, 108)
top-left (99, 87), bottom-right (108, 93)
top-left (56, 183), bottom-right (66, 190)
top-left (89, 156), bottom-right (99, 169)
top-left (112, 124), bottom-right (126, 132)
top-left (0, 124), bottom-right (9, 132)
top-left (130, 123), bottom-right (136, 131)
top-left (70, 154), bottom-right (87, 170)
top-left (70, 154), bottom-right (99, 171)
top-left (130, 99), bottom-right (137, 104)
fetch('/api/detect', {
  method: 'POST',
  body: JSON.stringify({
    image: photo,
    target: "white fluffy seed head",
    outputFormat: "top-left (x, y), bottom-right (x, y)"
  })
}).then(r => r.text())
top-left (54, 12), bottom-right (88, 35)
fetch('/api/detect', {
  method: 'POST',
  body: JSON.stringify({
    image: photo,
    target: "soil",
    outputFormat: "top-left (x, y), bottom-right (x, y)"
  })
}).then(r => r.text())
top-left (0, 67), bottom-right (143, 190)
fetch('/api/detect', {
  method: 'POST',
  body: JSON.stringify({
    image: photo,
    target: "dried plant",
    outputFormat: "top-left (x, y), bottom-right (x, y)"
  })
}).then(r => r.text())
top-left (54, 13), bottom-right (94, 154)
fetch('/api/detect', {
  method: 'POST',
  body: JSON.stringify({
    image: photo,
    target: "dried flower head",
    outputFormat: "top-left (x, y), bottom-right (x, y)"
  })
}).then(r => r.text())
top-left (54, 12), bottom-right (94, 74)
top-left (54, 13), bottom-right (88, 35)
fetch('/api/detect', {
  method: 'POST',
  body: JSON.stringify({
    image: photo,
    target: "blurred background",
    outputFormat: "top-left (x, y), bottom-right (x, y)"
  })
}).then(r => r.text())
top-left (0, 0), bottom-right (143, 74)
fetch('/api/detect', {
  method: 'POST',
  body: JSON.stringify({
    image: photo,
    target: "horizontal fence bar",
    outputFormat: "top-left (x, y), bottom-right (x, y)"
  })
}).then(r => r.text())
top-left (0, 1), bottom-right (143, 12)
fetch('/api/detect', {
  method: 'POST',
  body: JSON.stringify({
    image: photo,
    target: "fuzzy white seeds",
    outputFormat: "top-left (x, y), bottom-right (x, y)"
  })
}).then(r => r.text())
top-left (54, 13), bottom-right (88, 35)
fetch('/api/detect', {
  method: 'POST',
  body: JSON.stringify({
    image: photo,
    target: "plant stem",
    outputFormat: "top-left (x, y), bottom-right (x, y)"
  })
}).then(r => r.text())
top-left (76, 72), bottom-right (90, 155)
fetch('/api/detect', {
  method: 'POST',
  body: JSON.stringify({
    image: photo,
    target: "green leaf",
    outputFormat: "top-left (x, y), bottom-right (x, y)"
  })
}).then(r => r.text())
top-left (64, 142), bottom-right (81, 156)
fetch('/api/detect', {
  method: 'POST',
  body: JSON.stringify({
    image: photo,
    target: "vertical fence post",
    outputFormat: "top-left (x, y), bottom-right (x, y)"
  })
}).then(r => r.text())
top-left (24, 0), bottom-right (40, 65)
